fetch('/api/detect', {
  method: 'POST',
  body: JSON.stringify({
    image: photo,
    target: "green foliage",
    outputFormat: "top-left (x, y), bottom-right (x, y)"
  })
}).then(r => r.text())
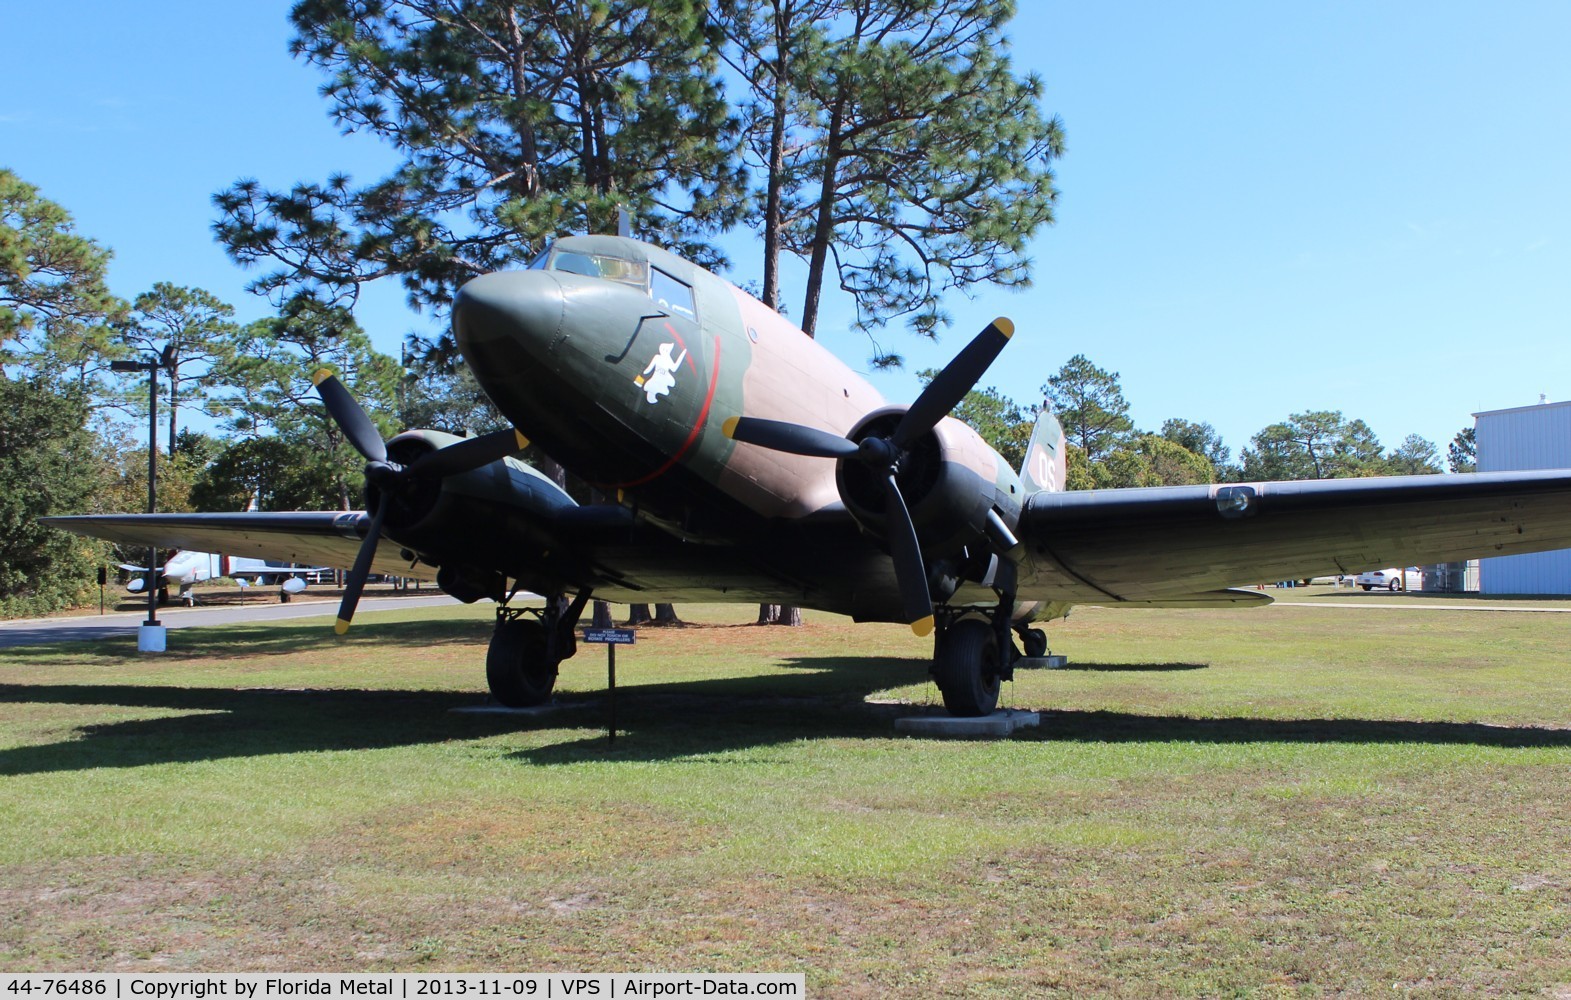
top-left (1239, 410), bottom-right (1382, 481)
top-left (1448, 426), bottom-right (1476, 474)
top-left (399, 332), bottom-right (507, 435)
top-left (1063, 441), bottom-right (1094, 490)
top-left (0, 376), bottom-right (107, 615)
top-left (1238, 412), bottom-right (1441, 480)
top-left (918, 368), bottom-right (1033, 469)
top-left (1386, 433), bottom-right (1442, 476)
top-left (1091, 434), bottom-right (1215, 489)
top-left (214, 0), bottom-right (747, 310)
top-left (117, 283), bottom-right (242, 452)
top-left (217, 294), bottom-right (401, 510)
top-left (733, 0), bottom-right (1063, 350)
top-left (191, 435), bottom-right (343, 512)
top-left (1042, 354), bottom-right (1133, 463)
top-left (0, 168), bottom-right (126, 386)
top-left (1160, 418), bottom-right (1230, 471)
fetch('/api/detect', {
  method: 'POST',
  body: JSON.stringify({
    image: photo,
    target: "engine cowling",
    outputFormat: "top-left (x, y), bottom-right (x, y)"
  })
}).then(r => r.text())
top-left (361, 429), bottom-right (580, 597)
top-left (835, 407), bottom-right (1023, 564)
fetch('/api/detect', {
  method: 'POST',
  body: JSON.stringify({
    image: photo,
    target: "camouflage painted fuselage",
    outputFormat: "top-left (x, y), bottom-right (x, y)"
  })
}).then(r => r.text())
top-left (453, 236), bottom-right (1028, 622)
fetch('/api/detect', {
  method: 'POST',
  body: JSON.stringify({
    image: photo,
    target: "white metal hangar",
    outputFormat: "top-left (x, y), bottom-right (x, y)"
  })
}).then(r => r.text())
top-left (1475, 400), bottom-right (1571, 594)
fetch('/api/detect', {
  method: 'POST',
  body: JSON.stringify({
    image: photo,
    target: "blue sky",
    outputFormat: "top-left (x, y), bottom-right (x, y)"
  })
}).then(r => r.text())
top-left (4, 1), bottom-right (1567, 466)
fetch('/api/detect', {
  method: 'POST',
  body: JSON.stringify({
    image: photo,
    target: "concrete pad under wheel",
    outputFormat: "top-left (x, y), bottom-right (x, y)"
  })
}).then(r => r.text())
top-left (1015, 655), bottom-right (1068, 669)
top-left (894, 708), bottom-right (1041, 739)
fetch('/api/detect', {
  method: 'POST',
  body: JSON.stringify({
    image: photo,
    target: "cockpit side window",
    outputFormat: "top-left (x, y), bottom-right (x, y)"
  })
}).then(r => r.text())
top-left (547, 249), bottom-right (650, 290)
top-left (651, 267), bottom-right (697, 322)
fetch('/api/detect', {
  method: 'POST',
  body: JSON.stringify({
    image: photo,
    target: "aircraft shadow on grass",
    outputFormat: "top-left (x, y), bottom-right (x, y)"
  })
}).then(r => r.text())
top-left (0, 619), bottom-right (493, 661)
top-left (4, 650), bottom-right (1568, 777)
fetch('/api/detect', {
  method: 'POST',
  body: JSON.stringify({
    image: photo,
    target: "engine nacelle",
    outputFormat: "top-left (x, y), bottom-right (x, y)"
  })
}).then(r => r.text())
top-left (363, 429), bottom-right (580, 592)
top-left (835, 407), bottom-right (1024, 564)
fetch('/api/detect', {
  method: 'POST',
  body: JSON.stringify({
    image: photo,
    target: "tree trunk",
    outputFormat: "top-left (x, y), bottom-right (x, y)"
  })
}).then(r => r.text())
top-left (654, 603), bottom-right (683, 626)
top-left (773, 604), bottom-right (803, 626)
top-left (756, 603), bottom-right (779, 624)
top-left (798, 91), bottom-right (846, 339)
top-left (626, 603), bottom-right (651, 625)
top-left (592, 600), bottom-right (613, 628)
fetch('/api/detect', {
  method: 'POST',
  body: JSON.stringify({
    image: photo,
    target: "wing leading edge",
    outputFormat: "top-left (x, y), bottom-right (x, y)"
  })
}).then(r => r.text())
top-left (41, 512), bottom-right (435, 583)
top-left (1019, 469), bottom-right (1571, 603)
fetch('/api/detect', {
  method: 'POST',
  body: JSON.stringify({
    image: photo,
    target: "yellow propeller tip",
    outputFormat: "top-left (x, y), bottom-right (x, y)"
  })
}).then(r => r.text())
top-left (334, 619), bottom-right (351, 635)
top-left (514, 429), bottom-right (530, 450)
top-left (311, 368), bottom-right (334, 386)
top-left (911, 616), bottom-right (935, 638)
top-left (721, 416), bottom-right (740, 439)
top-left (992, 317), bottom-right (1014, 339)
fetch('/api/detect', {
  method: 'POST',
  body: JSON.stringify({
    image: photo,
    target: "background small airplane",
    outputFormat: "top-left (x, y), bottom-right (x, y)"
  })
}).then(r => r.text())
top-left (121, 550), bottom-right (327, 605)
top-left (48, 235), bottom-right (1571, 716)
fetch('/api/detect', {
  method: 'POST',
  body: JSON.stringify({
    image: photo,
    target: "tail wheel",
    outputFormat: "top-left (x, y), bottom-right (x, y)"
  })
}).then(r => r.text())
top-left (1020, 627), bottom-right (1048, 659)
top-left (932, 618), bottom-right (1002, 717)
top-left (486, 619), bottom-right (557, 707)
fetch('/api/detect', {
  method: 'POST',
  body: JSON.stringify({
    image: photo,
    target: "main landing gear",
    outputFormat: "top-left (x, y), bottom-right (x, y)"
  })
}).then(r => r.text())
top-left (486, 590), bottom-right (591, 707)
top-left (929, 617), bottom-right (1050, 716)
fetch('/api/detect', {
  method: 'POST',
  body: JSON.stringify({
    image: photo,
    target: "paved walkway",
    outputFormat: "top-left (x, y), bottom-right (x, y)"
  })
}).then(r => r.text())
top-left (0, 594), bottom-right (463, 649)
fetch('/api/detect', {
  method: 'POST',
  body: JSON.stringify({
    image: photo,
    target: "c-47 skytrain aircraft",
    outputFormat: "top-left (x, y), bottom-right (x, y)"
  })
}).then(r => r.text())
top-left (48, 235), bottom-right (1571, 715)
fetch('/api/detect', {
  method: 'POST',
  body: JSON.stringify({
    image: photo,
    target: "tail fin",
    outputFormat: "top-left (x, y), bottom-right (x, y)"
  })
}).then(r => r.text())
top-left (1020, 409), bottom-right (1067, 494)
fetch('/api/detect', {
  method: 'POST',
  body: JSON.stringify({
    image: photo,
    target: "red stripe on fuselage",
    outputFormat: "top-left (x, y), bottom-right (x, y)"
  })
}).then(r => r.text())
top-left (601, 333), bottom-right (720, 489)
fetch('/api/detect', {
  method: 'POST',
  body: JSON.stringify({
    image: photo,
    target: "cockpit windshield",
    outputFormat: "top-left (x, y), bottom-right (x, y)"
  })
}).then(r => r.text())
top-left (539, 248), bottom-right (650, 291)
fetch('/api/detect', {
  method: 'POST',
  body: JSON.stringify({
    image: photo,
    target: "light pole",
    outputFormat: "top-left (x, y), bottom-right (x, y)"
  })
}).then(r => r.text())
top-left (111, 348), bottom-right (173, 637)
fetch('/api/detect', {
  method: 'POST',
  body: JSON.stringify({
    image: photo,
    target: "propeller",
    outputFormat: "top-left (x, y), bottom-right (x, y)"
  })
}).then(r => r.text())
top-left (311, 368), bottom-right (529, 634)
top-left (725, 317), bottom-right (1014, 636)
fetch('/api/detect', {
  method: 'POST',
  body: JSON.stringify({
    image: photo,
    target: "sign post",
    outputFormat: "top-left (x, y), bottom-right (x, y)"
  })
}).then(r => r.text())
top-left (581, 628), bottom-right (635, 744)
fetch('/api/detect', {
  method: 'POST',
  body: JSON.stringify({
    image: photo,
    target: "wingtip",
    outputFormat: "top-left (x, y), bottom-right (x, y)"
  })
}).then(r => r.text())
top-left (334, 618), bottom-right (351, 636)
top-left (911, 616), bottom-right (935, 638)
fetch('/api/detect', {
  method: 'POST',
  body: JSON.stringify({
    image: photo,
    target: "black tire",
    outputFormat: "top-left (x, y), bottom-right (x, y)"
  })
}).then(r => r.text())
top-left (1020, 627), bottom-right (1048, 659)
top-left (1387, 579), bottom-right (1398, 591)
top-left (932, 618), bottom-right (1002, 717)
top-left (486, 619), bottom-right (557, 707)
top-left (1361, 585), bottom-right (1371, 591)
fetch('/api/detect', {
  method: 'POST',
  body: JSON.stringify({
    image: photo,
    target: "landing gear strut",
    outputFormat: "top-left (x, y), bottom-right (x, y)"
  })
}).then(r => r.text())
top-left (485, 589), bottom-right (590, 707)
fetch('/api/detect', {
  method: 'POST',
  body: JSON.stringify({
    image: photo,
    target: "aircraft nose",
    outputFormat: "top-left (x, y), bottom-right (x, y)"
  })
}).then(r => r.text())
top-left (453, 270), bottom-right (565, 361)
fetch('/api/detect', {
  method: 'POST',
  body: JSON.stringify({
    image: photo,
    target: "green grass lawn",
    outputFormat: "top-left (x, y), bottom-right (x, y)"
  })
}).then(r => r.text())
top-left (2, 595), bottom-right (1570, 996)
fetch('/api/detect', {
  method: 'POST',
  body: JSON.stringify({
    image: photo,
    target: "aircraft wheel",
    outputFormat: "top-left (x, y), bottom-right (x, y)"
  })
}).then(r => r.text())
top-left (932, 618), bottom-right (1002, 717)
top-left (1020, 628), bottom-right (1048, 659)
top-left (486, 619), bottom-right (558, 707)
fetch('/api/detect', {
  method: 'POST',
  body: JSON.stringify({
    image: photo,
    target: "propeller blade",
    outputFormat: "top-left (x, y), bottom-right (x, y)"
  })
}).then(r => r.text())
top-left (408, 428), bottom-right (531, 479)
top-left (892, 317), bottom-right (1014, 451)
top-left (883, 474), bottom-right (934, 636)
top-left (723, 416), bottom-right (860, 460)
top-left (312, 369), bottom-right (388, 464)
top-left (334, 502), bottom-right (388, 635)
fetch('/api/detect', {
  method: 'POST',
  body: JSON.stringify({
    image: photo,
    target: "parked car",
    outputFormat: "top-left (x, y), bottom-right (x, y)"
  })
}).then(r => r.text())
top-left (1355, 567), bottom-right (1421, 591)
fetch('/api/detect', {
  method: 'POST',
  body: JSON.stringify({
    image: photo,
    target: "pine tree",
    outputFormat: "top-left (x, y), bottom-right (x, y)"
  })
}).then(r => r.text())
top-left (215, 0), bottom-right (748, 309)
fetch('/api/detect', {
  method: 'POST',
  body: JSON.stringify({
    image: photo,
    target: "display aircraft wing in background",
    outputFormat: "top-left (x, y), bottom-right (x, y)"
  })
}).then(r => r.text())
top-left (46, 236), bottom-right (1571, 715)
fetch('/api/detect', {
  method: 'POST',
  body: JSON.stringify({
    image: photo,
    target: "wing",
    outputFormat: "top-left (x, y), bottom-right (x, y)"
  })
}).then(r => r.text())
top-left (1020, 469), bottom-right (1571, 602)
top-left (42, 512), bottom-right (436, 582)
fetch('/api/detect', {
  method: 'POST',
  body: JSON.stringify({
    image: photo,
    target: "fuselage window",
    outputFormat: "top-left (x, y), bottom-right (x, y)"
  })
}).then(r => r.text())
top-left (547, 249), bottom-right (650, 290)
top-left (651, 267), bottom-right (697, 322)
